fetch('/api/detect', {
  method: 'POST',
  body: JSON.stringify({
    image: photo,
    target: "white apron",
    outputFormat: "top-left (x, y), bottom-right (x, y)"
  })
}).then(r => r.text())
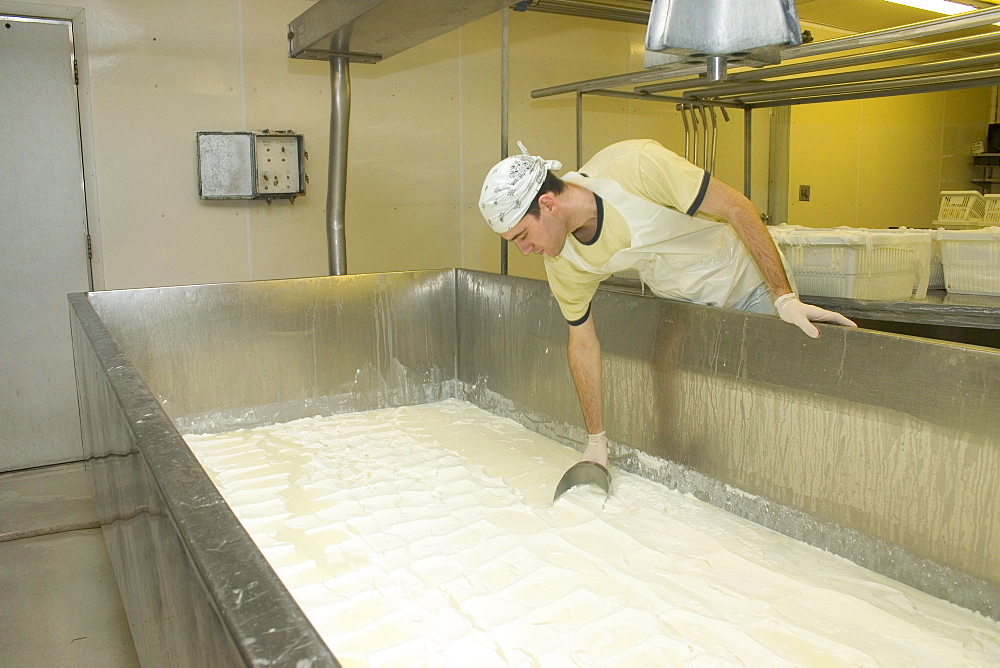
top-left (557, 172), bottom-right (787, 309)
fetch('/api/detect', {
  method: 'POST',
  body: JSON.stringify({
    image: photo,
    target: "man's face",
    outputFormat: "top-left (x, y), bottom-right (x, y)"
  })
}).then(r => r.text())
top-left (502, 206), bottom-right (566, 257)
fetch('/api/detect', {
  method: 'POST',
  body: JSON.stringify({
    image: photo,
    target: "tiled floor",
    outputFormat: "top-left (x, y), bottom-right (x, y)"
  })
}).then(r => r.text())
top-left (0, 462), bottom-right (140, 666)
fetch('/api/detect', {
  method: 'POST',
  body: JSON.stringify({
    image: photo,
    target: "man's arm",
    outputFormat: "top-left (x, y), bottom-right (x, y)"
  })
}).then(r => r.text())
top-left (698, 176), bottom-right (792, 299)
top-left (698, 176), bottom-right (857, 338)
top-left (566, 314), bottom-right (608, 467)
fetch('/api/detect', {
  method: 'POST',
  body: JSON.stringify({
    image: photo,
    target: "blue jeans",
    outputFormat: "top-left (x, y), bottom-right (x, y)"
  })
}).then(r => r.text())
top-left (732, 283), bottom-right (776, 315)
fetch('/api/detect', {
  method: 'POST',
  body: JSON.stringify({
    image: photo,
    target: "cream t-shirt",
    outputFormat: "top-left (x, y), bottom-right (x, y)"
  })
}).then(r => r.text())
top-left (544, 139), bottom-right (710, 324)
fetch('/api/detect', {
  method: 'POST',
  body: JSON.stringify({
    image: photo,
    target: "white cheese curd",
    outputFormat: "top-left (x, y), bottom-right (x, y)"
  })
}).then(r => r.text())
top-left (185, 399), bottom-right (1000, 667)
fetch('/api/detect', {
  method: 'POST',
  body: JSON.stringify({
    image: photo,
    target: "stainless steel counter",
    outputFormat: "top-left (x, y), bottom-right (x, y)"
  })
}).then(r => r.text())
top-left (805, 290), bottom-right (1000, 330)
top-left (803, 290), bottom-right (1000, 349)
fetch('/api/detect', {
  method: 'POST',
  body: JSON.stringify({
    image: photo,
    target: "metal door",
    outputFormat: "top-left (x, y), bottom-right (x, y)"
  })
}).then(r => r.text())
top-left (1, 16), bottom-right (92, 471)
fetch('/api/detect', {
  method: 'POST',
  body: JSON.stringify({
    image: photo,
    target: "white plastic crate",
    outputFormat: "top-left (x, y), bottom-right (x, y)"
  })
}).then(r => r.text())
top-left (938, 227), bottom-right (1000, 296)
top-left (983, 194), bottom-right (1000, 225)
top-left (931, 221), bottom-right (990, 229)
top-left (770, 226), bottom-right (932, 301)
top-left (928, 233), bottom-right (945, 290)
top-left (937, 191), bottom-right (985, 222)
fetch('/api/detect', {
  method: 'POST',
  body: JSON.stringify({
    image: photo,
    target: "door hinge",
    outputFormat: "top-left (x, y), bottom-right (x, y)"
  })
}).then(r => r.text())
top-left (74, 59), bottom-right (79, 85)
top-left (86, 234), bottom-right (92, 259)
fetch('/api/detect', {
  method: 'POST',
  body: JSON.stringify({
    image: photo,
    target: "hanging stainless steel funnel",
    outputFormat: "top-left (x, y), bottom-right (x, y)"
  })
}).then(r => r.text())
top-left (645, 0), bottom-right (802, 81)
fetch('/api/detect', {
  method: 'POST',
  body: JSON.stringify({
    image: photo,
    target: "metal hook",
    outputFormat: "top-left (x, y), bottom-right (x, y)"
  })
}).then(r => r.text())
top-left (708, 106), bottom-right (719, 174)
top-left (689, 104), bottom-right (700, 168)
top-left (677, 103), bottom-right (690, 162)
top-left (697, 105), bottom-right (709, 170)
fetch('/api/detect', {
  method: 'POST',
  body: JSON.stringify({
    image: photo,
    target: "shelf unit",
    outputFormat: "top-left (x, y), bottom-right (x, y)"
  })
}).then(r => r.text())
top-left (973, 153), bottom-right (1000, 193)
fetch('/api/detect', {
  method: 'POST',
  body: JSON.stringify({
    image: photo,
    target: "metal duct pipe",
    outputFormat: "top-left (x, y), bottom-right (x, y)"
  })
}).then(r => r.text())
top-left (501, 8), bottom-right (510, 275)
top-left (641, 31), bottom-right (1000, 94)
top-left (326, 56), bottom-right (350, 276)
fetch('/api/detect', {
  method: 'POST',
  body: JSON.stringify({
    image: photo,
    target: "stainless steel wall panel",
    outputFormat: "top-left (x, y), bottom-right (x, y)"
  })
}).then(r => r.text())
top-left (455, 270), bottom-right (1000, 618)
top-left (456, 271), bottom-right (583, 437)
top-left (87, 271), bottom-right (456, 433)
top-left (70, 295), bottom-right (338, 667)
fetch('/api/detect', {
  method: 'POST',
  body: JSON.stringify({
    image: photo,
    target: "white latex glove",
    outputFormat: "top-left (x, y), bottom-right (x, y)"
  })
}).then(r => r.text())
top-left (580, 431), bottom-right (609, 468)
top-left (774, 293), bottom-right (858, 339)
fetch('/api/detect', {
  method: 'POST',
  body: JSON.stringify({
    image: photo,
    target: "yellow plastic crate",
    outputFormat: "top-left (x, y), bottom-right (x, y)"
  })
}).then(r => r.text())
top-left (983, 194), bottom-right (1000, 225)
top-left (937, 191), bottom-right (985, 222)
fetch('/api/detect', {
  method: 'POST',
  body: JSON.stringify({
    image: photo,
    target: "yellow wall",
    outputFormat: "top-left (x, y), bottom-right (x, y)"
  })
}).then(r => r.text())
top-left (4, 2), bottom-right (991, 287)
top-left (787, 88), bottom-right (991, 229)
top-left (785, 24), bottom-right (992, 229)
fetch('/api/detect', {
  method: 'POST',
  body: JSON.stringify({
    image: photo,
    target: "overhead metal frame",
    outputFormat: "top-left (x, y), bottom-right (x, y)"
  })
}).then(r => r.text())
top-left (533, 5), bottom-right (1000, 99)
top-left (532, 5), bottom-right (1000, 198)
top-left (288, 0), bottom-right (517, 275)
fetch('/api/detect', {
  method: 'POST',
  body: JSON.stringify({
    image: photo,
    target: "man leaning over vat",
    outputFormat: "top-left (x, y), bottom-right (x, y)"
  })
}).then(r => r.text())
top-left (478, 139), bottom-right (857, 470)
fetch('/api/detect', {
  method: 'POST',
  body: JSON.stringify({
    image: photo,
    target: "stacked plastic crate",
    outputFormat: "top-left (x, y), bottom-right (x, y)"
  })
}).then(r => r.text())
top-left (934, 191), bottom-right (1000, 296)
top-left (769, 226), bottom-right (932, 301)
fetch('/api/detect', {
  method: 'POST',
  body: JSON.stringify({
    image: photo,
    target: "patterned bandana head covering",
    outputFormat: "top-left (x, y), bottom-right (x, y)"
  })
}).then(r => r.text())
top-left (479, 141), bottom-right (562, 234)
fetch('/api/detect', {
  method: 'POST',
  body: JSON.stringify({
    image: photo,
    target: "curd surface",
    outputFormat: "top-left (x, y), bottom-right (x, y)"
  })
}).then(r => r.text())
top-left (185, 399), bottom-right (1000, 667)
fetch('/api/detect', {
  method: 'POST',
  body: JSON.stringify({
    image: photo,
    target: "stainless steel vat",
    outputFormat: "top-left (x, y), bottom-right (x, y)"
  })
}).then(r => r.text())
top-left (70, 269), bottom-right (1000, 666)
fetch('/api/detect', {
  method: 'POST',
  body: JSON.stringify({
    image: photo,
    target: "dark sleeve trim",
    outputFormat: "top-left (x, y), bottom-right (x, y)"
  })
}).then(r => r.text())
top-left (685, 170), bottom-right (711, 216)
top-left (580, 194), bottom-right (604, 246)
top-left (566, 303), bottom-right (592, 327)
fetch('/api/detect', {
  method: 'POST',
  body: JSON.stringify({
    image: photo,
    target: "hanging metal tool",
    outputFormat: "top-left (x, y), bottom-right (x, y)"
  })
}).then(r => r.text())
top-left (689, 104), bottom-right (700, 168)
top-left (708, 106), bottom-right (718, 173)
top-left (678, 103), bottom-right (690, 161)
top-left (697, 105), bottom-right (709, 170)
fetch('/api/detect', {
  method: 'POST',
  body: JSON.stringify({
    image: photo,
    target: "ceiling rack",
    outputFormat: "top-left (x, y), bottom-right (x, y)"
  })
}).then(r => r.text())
top-left (529, 6), bottom-right (1000, 198)
top-left (532, 6), bottom-right (1000, 101)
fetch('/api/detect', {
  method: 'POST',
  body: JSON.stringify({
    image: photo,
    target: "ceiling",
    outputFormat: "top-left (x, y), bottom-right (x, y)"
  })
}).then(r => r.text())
top-left (792, 0), bottom-right (1000, 58)
top-left (577, 0), bottom-right (1000, 53)
top-left (536, 1), bottom-right (1000, 42)
top-left (795, 0), bottom-right (999, 35)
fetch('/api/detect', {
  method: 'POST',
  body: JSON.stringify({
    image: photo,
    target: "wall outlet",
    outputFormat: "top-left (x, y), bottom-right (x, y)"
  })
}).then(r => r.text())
top-left (255, 134), bottom-right (302, 196)
top-left (798, 185), bottom-right (811, 201)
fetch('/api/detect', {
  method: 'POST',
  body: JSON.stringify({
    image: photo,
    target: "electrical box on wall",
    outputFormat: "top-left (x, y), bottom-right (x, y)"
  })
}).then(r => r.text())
top-left (197, 131), bottom-right (306, 202)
